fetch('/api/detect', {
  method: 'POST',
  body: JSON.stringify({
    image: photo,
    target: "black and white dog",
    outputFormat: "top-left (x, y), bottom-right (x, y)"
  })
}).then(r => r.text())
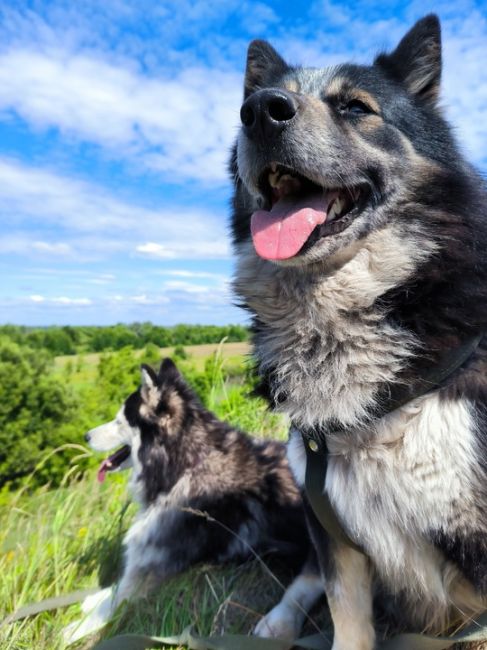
top-left (232, 14), bottom-right (487, 649)
top-left (65, 358), bottom-right (312, 643)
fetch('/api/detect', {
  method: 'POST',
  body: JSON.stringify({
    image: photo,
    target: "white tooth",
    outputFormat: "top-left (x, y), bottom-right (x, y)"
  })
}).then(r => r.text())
top-left (270, 162), bottom-right (277, 173)
top-left (328, 202), bottom-right (338, 222)
top-left (268, 171), bottom-right (280, 188)
top-left (335, 198), bottom-right (343, 214)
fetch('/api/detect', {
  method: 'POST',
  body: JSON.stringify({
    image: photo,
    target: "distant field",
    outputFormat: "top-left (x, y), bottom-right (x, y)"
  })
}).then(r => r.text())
top-left (55, 341), bottom-right (251, 370)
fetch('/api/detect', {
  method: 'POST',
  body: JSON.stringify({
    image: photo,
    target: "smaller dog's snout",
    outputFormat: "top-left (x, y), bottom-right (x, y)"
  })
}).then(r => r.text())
top-left (240, 89), bottom-right (298, 140)
top-left (84, 432), bottom-right (91, 443)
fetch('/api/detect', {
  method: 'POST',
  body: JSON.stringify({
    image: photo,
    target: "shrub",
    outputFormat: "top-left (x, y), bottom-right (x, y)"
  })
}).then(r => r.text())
top-left (0, 337), bottom-right (78, 489)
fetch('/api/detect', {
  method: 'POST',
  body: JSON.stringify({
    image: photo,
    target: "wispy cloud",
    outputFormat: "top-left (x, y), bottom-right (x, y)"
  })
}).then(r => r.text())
top-left (0, 157), bottom-right (230, 260)
top-left (0, 47), bottom-right (241, 183)
top-left (161, 269), bottom-right (227, 281)
top-left (0, 236), bottom-right (73, 256)
top-left (28, 295), bottom-right (93, 306)
top-left (135, 241), bottom-right (229, 260)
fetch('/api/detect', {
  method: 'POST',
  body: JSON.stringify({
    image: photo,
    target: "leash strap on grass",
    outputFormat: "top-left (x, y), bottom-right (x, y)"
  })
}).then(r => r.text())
top-left (92, 628), bottom-right (327, 650)
top-left (1, 587), bottom-right (99, 627)
top-left (92, 612), bottom-right (487, 650)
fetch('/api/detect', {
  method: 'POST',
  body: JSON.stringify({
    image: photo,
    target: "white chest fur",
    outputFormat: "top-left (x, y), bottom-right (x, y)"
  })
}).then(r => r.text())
top-left (289, 393), bottom-right (483, 624)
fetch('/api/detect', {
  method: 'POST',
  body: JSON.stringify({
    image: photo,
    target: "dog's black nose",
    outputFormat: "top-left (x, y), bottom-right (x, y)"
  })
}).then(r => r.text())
top-left (84, 432), bottom-right (91, 443)
top-left (240, 89), bottom-right (298, 140)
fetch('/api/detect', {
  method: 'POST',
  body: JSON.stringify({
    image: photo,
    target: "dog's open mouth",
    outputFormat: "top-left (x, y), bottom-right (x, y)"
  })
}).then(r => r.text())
top-left (251, 163), bottom-right (367, 261)
top-left (97, 445), bottom-right (131, 483)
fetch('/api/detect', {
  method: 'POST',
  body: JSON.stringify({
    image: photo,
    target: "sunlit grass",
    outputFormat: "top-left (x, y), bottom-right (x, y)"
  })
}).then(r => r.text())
top-left (0, 464), bottom-right (310, 650)
top-left (0, 348), bottom-right (311, 650)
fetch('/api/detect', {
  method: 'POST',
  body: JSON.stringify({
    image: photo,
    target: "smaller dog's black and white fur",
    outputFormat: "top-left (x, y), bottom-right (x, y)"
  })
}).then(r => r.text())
top-left (65, 358), bottom-right (312, 643)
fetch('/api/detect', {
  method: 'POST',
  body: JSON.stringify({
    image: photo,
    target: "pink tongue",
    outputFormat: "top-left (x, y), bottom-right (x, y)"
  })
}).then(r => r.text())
top-left (251, 193), bottom-right (333, 261)
top-left (97, 460), bottom-right (111, 483)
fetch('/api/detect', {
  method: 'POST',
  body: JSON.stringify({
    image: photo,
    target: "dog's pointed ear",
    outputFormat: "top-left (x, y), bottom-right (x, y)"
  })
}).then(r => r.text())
top-left (244, 40), bottom-right (288, 99)
top-left (375, 14), bottom-right (441, 105)
top-left (140, 364), bottom-right (158, 392)
top-left (158, 357), bottom-right (180, 379)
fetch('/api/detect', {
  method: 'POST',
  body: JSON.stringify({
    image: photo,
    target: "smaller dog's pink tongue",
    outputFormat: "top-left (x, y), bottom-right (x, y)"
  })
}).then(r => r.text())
top-left (251, 193), bottom-right (335, 261)
top-left (97, 459), bottom-right (111, 483)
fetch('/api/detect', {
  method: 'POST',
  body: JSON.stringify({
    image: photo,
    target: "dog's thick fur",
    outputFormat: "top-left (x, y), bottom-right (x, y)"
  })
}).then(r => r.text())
top-left (231, 14), bottom-right (487, 648)
top-left (65, 358), bottom-right (310, 643)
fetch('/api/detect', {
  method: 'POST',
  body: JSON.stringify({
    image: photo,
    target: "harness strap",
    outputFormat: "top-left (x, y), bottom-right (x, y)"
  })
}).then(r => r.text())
top-left (302, 333), bottom-right (483, 552)
top-left (383, 333), bottom-right (484, 415)
top-left (304, 434), bottom-right (362, 553)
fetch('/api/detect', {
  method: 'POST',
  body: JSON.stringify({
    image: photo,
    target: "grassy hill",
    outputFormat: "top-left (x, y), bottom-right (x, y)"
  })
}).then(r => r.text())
top-left (1, 343), bottom-right (329, 650)
top-left (1, 471), bottom-right (306, 650)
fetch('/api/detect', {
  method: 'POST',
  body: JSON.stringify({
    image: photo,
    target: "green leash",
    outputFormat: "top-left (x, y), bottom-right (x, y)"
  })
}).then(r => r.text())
top-left (0, 588), bottom-right (98, 627)
top-left (90, 612), bottom-right (487, 649)
top-left (5, 591), bottom-right (487, 649)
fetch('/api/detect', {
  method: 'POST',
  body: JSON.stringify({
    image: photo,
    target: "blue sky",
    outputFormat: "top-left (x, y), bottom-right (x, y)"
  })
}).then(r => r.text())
top-left (1, 0), bottom-right (486, 326)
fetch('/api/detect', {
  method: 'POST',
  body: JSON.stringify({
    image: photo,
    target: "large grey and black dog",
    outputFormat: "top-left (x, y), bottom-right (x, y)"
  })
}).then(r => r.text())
top-left (65, 358), bottom-right (311, 643)
top-left (232, 14), bottom-right (487, 649)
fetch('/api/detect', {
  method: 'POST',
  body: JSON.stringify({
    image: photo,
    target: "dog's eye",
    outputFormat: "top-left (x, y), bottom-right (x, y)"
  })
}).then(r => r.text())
top-left (339, 99), bottom-right (373, 116)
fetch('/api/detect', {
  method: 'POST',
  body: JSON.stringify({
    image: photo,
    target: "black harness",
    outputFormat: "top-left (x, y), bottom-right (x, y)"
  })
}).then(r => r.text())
top-left (302, 333), bottom-right (483, 551)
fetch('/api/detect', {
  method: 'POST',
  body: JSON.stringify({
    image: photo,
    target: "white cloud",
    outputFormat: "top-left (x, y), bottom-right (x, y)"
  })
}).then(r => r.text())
top-left (128, 294), bottom-right (170, 305)
top-left (135, 241), bottom-right (230, 260)
top-left (135, 243), bottom-right (177, 259)
top-left (0, 235), bottom-right (73, 256)
top-left (88, 274), bottom-right (116, 285)
top-left (27, 295), bottom-right (92, 306)
top-left (162, 269), bottom-right (227, 281)
top-left (53, 296), bottom-right (92, 305)
top-left (0, 157), bottom-right (230, 260)
top-left (0, 47), bottom-right (241, 183)
top-left (163, 280), bottom-right (209, 294)
top-left (31, 241), bottom-right (72, 255)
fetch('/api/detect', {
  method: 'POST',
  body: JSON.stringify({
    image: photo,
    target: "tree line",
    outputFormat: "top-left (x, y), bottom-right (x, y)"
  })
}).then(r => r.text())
top-left (0, 324), bottom-right (264, 493)
top-left (0, 323), bottom-right (248, 356)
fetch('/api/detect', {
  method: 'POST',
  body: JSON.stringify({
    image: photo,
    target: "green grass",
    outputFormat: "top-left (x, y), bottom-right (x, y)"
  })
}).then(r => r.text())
top-left (0, 462), bottom-right (303, 650)
top-left (55, 342), bottom-right (251, 373)
top-left (1, 346), bottom-right (329, 650)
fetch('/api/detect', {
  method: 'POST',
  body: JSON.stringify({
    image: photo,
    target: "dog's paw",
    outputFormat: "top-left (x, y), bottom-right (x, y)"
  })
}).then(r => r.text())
top-left (254, 604), bottom-right (301, 641)
top-left (80, 586), bottom-right (113, 614)
top-left (63, 587), bottom-right (114, 646)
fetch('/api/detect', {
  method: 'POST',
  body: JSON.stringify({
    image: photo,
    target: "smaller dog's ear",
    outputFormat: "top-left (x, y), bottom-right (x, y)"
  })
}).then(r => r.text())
top-left (375, 14), bottom-right (441, 105)
top-left (140, 364), bottom-right (158, 391)
top-left (158, 357), bottom-right (180, 378)
top-left (244, 40), bottom-right (288, 99)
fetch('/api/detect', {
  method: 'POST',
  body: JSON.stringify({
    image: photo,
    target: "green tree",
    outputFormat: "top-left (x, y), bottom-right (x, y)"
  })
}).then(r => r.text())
top-left (0, 337), bottom-right (78, 489)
